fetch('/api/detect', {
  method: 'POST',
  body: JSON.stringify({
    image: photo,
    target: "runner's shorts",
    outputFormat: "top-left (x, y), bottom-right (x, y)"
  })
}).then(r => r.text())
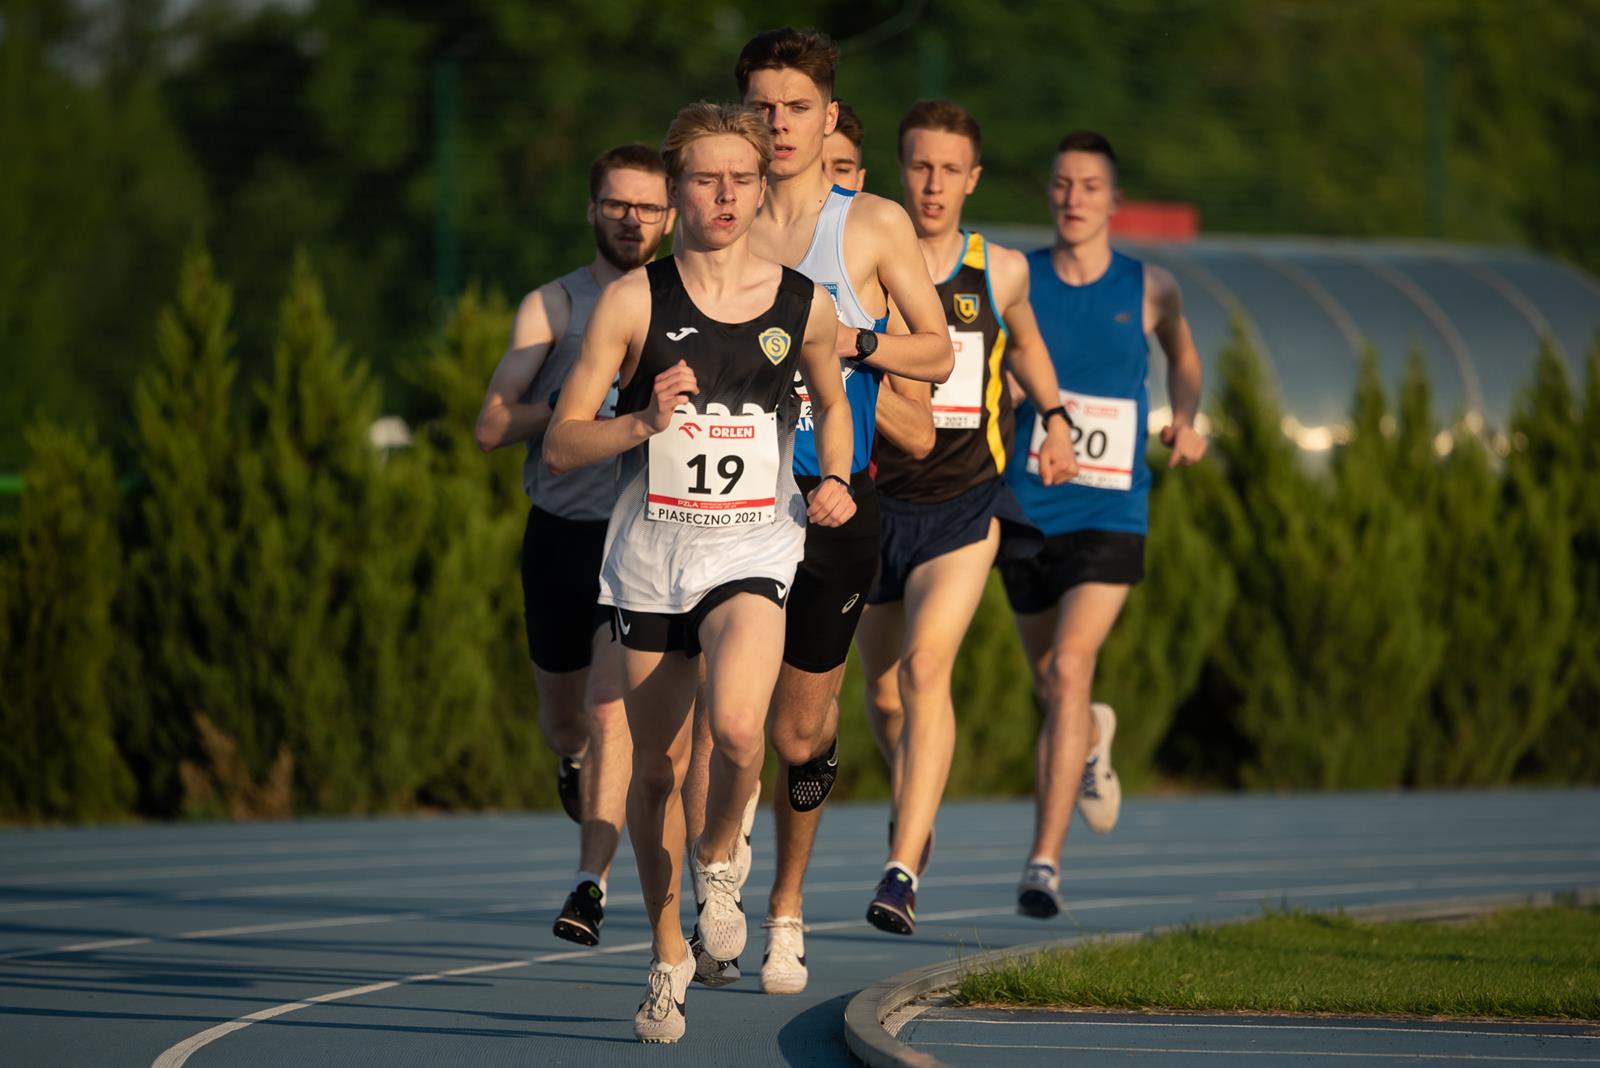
top-left (783, 471), bottom-right (881, 673)
top-left (521, 504), bottom-right (611, 673)
top-left (868, 477), bottom-right (1040, 605)
top-left (613, 577), bottom-right (790, 659)
top-left (997, 529), bottom-right (1146, 615)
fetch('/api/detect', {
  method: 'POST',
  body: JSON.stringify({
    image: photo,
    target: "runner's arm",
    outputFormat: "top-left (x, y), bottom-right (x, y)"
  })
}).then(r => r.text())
top-left (544, 272), bottom-right (662, 473)
top-left (873, 302), bottom-right (935, 459)
top-left (800, 285), bottom-right (857, 527)
top-left (994, 247), bottom-right (1077, 484)
top-left (474, 284), bottom-right (569, 452)
top-left (1147, 264), bottom-right (1207, 467)
top-left (836, 196), bottom-right (952, 383)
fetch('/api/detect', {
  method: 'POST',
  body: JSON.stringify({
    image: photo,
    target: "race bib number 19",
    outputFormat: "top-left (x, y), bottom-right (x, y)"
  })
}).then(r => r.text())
top-left (648, 410), bottom-right (780, 527)
top-left (1027, 389), bottom-right (1138, 491)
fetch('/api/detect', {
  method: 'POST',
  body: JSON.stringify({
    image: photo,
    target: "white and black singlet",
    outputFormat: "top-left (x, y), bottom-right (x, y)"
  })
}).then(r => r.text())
top-left (597, 258), bottom-right (813, 615)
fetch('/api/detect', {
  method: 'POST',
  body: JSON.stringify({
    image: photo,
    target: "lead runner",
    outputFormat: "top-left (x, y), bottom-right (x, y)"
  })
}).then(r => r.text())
top-left (544, 102), bottom-right (855, 1044)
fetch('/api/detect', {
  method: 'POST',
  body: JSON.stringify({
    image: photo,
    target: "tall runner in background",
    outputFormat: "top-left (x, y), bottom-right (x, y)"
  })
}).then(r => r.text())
top-left (822, 100), bottom-right (866, 191)
top-left (473, 145), bottom-right (674, 947)
top-left (725, 27), bottom-right (952, 995)
top-left (1002, 130), bottom-right (1206, 919)
top-left (857, 100), bottom-right (1078, 936)
top-left (545, 103), bottom-right (855, 1043)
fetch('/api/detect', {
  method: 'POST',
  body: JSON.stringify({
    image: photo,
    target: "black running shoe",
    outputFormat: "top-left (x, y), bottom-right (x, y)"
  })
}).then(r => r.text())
top-left (865, 865), bottom-right (917, 936)
top-left (557, 756), bottom-right (582, 824)
top-left (552, 880), bottom-right (604, 946)
top-left (787, 738), bottom-right (838, 812)
top-left (688, 926), bottom-right (741, 988)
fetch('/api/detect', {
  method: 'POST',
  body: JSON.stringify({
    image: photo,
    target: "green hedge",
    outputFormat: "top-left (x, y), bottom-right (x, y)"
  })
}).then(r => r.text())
top-left (2, 247), bottom-right (1596, 821)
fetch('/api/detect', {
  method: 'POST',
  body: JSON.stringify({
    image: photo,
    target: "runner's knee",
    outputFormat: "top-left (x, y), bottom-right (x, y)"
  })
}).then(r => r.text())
top-left (898, 645), bottom-right (952, 700)
top-left (631, 749), bottom-right (685, 805)
top-left (1045, 650), bottom-right (1096, 710)
top-left (710, 715), bottom-right (765, 768)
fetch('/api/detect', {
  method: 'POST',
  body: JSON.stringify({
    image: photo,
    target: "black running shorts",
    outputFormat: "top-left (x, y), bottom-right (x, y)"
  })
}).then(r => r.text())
top-left (783, 471), bottom-right (881, 673)
top-left (997, 529), bottom-right (1146, 615)
top-left (613, 577), bottom-right (790, 659)
top-left (521, 504), bottom-right (611, 673)
top-left (868, 477), bottom-right (1041, 605)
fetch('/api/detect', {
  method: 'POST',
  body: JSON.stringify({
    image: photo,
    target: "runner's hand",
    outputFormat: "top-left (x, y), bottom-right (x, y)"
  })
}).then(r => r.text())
top-left (833, 320), bottom-right (858, 360)
top-left (644, 360), bottom-right (697, 433)
top-left (1037, 420), bottom-right (1079, 486)
top-left (1161, 423), bottom-right (1207, 467)
top-left (806, 478), bottom-right (856, 528)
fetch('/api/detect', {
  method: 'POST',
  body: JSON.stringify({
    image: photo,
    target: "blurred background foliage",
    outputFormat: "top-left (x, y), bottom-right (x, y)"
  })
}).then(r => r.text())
top-left (3, 0), bottom-right (1599, 819)
top-left (3, 0), bottom-right (1599, 469)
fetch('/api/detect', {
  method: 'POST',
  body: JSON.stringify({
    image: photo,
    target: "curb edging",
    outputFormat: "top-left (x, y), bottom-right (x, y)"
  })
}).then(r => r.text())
top-left (842, 886), bottom-right (1600, 1068)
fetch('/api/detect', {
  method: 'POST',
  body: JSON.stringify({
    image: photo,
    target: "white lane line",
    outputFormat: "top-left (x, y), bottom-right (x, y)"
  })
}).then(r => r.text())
top-left (920, 1019), bottom-right (1600, 1041)
top-left (148, 937), bottom-right (655, 1068)
top-left (0, 834), bottom-right (534, 869)
top-left (912, 1040), bottom-right (1600, 1062)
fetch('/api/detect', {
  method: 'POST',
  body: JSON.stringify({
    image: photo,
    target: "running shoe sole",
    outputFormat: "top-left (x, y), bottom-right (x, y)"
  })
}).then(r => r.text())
top-left (865, 899), bottom-right (915, 936)
top-left (1017, 889), bottom-right (1060, 919)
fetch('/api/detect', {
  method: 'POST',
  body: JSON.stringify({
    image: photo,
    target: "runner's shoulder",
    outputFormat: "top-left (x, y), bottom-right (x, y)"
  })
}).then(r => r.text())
top-left (845, 190), bottom-right (917, 241)
top-left (514, 278), bottom-right (572, 340)
top-left (982, 240), bottom-right (1031, 302)
top-left (1142, 261), bottom-right (1183, 315)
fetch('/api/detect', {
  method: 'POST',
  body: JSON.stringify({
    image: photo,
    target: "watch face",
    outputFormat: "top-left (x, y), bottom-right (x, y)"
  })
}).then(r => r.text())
top-left (858, 330), bottom-right (878, 357)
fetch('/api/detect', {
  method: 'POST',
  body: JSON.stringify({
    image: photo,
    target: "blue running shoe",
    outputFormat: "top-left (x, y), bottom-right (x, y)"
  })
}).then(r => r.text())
top-left (866, 865), bottom-right (917, 935)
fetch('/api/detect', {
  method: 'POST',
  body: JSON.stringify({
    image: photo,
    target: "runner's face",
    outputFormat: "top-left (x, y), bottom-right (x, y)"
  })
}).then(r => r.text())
top-left (822, 132), bottom-right (864, 191)
top-left (1048, 151), bottom-right (1118, 248)
top-left (744, 68), bottom-right (837, 179)
top-left (899, 127), bottom-right (981, 240)
top-left (588, 167), bottom-right (673, 271)
top-left (669, 135), bottom-right (766, 249)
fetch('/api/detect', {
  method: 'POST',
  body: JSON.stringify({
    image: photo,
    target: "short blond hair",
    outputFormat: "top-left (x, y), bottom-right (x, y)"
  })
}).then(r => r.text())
top-left (661, 102), bottom-right (774, 180)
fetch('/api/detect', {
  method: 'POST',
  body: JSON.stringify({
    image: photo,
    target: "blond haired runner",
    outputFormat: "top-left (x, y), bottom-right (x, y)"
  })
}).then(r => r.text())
top-left (545, 102), bottom-right (854, 1044)
top-left (856, 100), bottom-right (1078, 936)
top-left (474, 144), bottom-right (674, 947)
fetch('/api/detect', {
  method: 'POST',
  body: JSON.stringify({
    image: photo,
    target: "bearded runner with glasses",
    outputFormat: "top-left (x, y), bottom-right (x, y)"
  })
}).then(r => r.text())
top-left (474, 144), bottom-right (676, 951)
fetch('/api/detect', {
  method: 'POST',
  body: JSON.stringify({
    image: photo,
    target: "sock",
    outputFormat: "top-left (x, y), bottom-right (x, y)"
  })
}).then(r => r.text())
top-left (575, 870), bottom-right (607, 902)
top-left (1027, 856), bottom-right (1058, 873)
top-left (884, 860), bottom-right (919, 892)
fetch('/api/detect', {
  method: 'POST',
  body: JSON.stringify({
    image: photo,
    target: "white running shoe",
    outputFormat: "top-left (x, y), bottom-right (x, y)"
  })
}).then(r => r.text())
top-left (1077, 703), bottom-right (1121, 833)
top-left (760, 915), bottom-right (808, 995)
top-left (732, 784), bottom-right (758, 889)
top-left (633, 946), bottom-right (693, 1043)
top-left (691, 845), bottom-right (747, 961)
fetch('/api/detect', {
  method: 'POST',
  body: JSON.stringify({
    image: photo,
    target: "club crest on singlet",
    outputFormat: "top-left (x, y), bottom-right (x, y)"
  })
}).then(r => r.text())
top-left (953, 292), bottom-right (981, 324)
top-left (759, 327), bottom-right (791, 364)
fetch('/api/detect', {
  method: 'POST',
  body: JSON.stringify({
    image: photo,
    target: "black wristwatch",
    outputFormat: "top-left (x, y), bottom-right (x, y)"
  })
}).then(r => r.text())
top-left (852, 328), bottom-right (878, 361)
top-left (822, 473), bottom-right (854, 496)
top-left (1044, 405), bottom-right (1074, 430)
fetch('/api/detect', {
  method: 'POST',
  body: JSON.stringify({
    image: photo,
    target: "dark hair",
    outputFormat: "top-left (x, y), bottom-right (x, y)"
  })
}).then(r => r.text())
top-left (735, 27), bottom-right (838, 99)
top-left (897, 99), bottom-right (982, 162)
top-left (588, 143), bottom-right (668, 201)
top-left (832, 101), bottom-right (864, 148)
top-left (1055, 130), bottom-right (1118, 178)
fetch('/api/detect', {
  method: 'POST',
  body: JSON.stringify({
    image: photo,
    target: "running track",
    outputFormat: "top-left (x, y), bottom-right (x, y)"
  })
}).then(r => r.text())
top-left (2, 790), bottom-right (1596, 1065)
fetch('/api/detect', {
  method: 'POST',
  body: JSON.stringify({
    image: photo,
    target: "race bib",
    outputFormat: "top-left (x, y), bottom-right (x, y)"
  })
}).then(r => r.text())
top-left (647, 409), bottom-right (780, 527)
top-left (599, 376), bottom-right (620, 419)
top-left (1027, 390), bottom-right (1138, 491)
top-left (792, 360), bottom-right (855, 432)
top-left (931, 328), bottom-right (985, 429)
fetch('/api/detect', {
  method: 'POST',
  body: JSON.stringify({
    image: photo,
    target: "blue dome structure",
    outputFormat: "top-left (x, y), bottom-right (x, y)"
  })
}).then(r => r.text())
top-left (981, 229), bottom-right (1600, 450)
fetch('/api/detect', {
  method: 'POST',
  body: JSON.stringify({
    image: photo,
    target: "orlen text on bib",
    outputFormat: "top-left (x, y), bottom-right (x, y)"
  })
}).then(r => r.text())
top-left (648, 409), bottom-right (780, 527)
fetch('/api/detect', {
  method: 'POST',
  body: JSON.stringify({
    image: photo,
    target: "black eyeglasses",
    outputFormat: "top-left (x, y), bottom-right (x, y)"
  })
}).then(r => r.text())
top-left (598, 198), bottom-right (669, 223)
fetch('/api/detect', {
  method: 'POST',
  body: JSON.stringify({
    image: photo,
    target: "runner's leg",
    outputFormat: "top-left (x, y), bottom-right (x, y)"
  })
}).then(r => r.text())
top-left (767, 664), bottom-right (845, 919)
top-left (622, 646), bottom-right (699, 963)
top-left (578, 624), bottom-right (630, 879)
top-left (682, 662), bottom-right (712, 848)
top-left (1024, 582), bottom-right (1128, 865)
top-left (856, 601), bottom-right (907, 795)
top-left (886, 522), bottom-right (1000, 872)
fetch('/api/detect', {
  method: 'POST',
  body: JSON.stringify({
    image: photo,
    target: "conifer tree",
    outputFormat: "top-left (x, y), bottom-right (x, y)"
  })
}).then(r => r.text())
top-left (121, 242), bottom-right (246, 812)
top-left (0, 424), bottom-right (135, 819)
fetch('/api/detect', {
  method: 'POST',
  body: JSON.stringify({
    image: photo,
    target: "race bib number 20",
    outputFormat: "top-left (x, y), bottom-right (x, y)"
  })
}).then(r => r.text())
top-left (648, 409), bottom-right (780, 527)
top-left (1026, 390), bottom-right (1138, 491)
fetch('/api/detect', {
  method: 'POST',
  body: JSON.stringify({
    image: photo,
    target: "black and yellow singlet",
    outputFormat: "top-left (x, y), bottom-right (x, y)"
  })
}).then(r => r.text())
top-left (874, 230), bottom-right (1012, 503)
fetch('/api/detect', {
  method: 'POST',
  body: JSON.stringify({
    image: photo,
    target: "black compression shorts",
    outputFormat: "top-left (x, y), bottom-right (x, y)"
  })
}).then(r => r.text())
top-left (997, 529), bottom-right (1146, 615)
top-left (783, 471), bottom-right (881, 673)
top-left (521, 504), bottom-right (611, 673)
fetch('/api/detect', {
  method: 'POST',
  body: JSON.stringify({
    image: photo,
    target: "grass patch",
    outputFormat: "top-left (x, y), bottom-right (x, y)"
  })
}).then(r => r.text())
top-left (953, 905), bottom-right (1600, 1020)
